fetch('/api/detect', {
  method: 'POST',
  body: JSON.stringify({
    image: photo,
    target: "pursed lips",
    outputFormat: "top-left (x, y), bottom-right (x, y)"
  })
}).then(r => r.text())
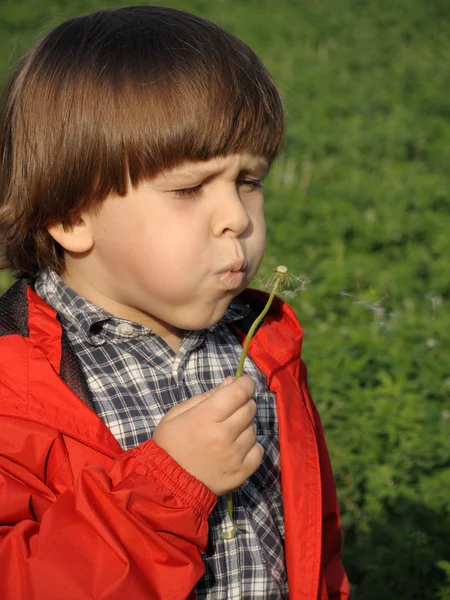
top-left (218, 259), bottom-right (245, 274)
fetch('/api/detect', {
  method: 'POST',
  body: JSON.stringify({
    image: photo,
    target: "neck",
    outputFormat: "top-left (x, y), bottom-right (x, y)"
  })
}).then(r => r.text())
top-left (60, 268), bottom-right (184, 352)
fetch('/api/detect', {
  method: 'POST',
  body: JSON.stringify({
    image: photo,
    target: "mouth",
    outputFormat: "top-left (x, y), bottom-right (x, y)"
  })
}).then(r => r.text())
top-left (218, 259), bottom-right (245, 275)
top-left (217, 259), bottom-right (246, 290)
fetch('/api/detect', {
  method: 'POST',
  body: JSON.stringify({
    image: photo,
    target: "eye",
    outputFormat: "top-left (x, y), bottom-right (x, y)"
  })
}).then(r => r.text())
top-left (173, 185), bottom-right (202, 199)
top-left (238, 179), bottom-right (263, 192)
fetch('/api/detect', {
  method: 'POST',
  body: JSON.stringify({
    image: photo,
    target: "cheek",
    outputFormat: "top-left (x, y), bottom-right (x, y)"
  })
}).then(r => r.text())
top-left (251, 214), bottom-right (267, 270)
top-left (128, 220), bottom-right (203, 279)
top-left (91, 212), bottom-right (155, 275)
top-left (260, 216), bottom-right (267, 240)
top-left (252, 210), bottom-right (266, 246)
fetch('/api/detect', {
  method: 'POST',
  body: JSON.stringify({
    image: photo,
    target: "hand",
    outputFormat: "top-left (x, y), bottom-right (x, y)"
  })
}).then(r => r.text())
top-left (153, 375), bottom-right (263, 495)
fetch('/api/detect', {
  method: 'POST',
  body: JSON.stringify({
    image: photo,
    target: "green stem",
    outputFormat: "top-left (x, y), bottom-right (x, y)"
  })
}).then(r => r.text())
top-left (221, 269), bottom-right (285, 540)
top-left (221, 493), bottom-right (237, 539)
top-left (235, 276), bottom-right (282, 378)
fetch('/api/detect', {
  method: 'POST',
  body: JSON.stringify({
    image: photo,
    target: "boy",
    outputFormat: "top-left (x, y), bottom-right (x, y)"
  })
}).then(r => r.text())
top-left (0, 6), bottom-right (349, 600)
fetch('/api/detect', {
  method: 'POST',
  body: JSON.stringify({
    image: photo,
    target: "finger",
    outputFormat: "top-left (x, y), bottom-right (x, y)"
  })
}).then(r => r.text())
top-left (223, 399), bottom-right (257, 440)
top-left (232, 421), bottom-right (258, 456)
top-left (241, 441), bottom-right (264, 476)
top-left (219, 376), bottom-right (235, 388)
top-left (207, 375), bottom-right (256, 422)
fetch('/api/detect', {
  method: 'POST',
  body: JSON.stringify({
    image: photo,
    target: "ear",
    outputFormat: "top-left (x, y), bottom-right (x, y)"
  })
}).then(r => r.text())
top-left (47, 214), bottom-right (94, 254)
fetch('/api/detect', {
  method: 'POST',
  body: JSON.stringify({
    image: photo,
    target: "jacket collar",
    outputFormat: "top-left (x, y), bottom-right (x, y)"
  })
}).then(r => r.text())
top-left (0, 279), bottom-right (30, 337)
top-left (1, 280), bottom-right (303, 377)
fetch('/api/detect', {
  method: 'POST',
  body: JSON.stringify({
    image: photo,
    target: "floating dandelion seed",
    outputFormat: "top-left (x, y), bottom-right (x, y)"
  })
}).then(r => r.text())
top-left (427, 295), bottom-right (442, 320)
top-left (222, 265), bottom-right (290, 540)
top-left (354, 299), bottom-right (386, 315)
top-left (353, 296), bottom-right (389, 329)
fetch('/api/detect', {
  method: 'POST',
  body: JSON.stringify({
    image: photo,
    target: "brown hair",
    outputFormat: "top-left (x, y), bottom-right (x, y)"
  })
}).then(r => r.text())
top-left (0, 6), bottom-right (285, 278)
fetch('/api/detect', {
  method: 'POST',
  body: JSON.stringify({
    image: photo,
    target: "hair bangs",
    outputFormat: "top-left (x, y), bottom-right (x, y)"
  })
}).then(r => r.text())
top-left (85, 7), bottom-right (285, 192)
top-left (126, 76), bottom-right (284, 189)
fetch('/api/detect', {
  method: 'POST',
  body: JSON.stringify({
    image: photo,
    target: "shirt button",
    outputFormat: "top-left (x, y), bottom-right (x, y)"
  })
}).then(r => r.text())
top-left (116, 323), bottom-right (135, 337)
top-left (88, 336), bottom-right (106, 347)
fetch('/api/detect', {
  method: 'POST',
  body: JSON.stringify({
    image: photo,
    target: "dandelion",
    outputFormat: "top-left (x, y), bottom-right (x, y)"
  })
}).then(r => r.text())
top-left (255, 270), bottom-right (309, 300)
top-left (222, 265), bottom-right (290, 540)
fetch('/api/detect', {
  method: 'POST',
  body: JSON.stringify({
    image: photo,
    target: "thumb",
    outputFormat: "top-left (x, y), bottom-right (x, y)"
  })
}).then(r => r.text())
top-left (162, 377), bottom-right (235, 421)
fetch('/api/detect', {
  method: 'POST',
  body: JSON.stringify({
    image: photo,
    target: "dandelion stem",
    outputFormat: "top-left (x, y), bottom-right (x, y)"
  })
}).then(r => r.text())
top-left (235, 275), bottom-right (283, 378)
top-left (221, 493), bottom-right (237, 539)
top-left (221, 266), bottom-right (288, 540)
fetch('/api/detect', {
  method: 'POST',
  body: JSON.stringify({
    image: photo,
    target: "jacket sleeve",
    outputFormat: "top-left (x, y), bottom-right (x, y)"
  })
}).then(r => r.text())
top-left (300, 362), bottom-right (351, 600)
top-left (0, 428), bottom-right (217, 600)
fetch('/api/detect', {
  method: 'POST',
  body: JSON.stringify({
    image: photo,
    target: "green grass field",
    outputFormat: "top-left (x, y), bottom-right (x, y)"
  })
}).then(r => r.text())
top-left (1, 0), bottom-right (449, 597)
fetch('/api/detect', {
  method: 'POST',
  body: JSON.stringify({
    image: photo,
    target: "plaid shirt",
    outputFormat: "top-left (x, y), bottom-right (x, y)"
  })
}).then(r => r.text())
top-left (36, 269), bottom-right (289, 599)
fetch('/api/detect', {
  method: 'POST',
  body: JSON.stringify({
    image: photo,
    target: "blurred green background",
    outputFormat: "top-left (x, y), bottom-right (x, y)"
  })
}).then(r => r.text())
top-left (1, 0), bottom-right (449, 598)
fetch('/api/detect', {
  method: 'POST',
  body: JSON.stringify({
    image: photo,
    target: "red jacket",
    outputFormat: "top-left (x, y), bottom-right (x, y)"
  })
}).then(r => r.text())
top-left (0, 281), bottom-right (350, 600)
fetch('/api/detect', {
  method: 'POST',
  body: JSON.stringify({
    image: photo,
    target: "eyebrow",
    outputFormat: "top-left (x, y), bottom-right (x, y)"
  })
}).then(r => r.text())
top-left (240, 160), bottom-right (271, 178)
top-left (163, 158), bottom-right (270, 182)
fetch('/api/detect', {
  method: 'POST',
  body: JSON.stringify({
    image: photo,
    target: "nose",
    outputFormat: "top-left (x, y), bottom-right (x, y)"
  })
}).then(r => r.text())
top-left (212, 185), bottom-right (250, 238)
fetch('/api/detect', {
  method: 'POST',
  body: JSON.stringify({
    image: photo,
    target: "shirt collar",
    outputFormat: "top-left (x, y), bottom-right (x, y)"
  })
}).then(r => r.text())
top-left (35, 268), bottom-right (250, 343)
top-left (213, 295), bottom-right (250, 327)
top-left (35, 269), bottom-right (132, 344)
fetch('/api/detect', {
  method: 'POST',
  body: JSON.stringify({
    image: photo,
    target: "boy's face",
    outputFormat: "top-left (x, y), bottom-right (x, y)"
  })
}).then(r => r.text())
top-left (61, 153), bottom-right (268, 345)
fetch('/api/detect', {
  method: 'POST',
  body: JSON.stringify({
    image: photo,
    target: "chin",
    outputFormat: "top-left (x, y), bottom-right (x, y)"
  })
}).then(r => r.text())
top-left (188, 313), bottom-right (224, 331)
top-left (178, 300), bottom-right (231, 331)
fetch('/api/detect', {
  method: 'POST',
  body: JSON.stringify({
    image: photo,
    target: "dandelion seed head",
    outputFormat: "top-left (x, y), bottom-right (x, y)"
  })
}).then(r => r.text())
top-left (254, 267), bottom-right (309, 299)
top-left (276, 265), bottom-right (288, 274)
